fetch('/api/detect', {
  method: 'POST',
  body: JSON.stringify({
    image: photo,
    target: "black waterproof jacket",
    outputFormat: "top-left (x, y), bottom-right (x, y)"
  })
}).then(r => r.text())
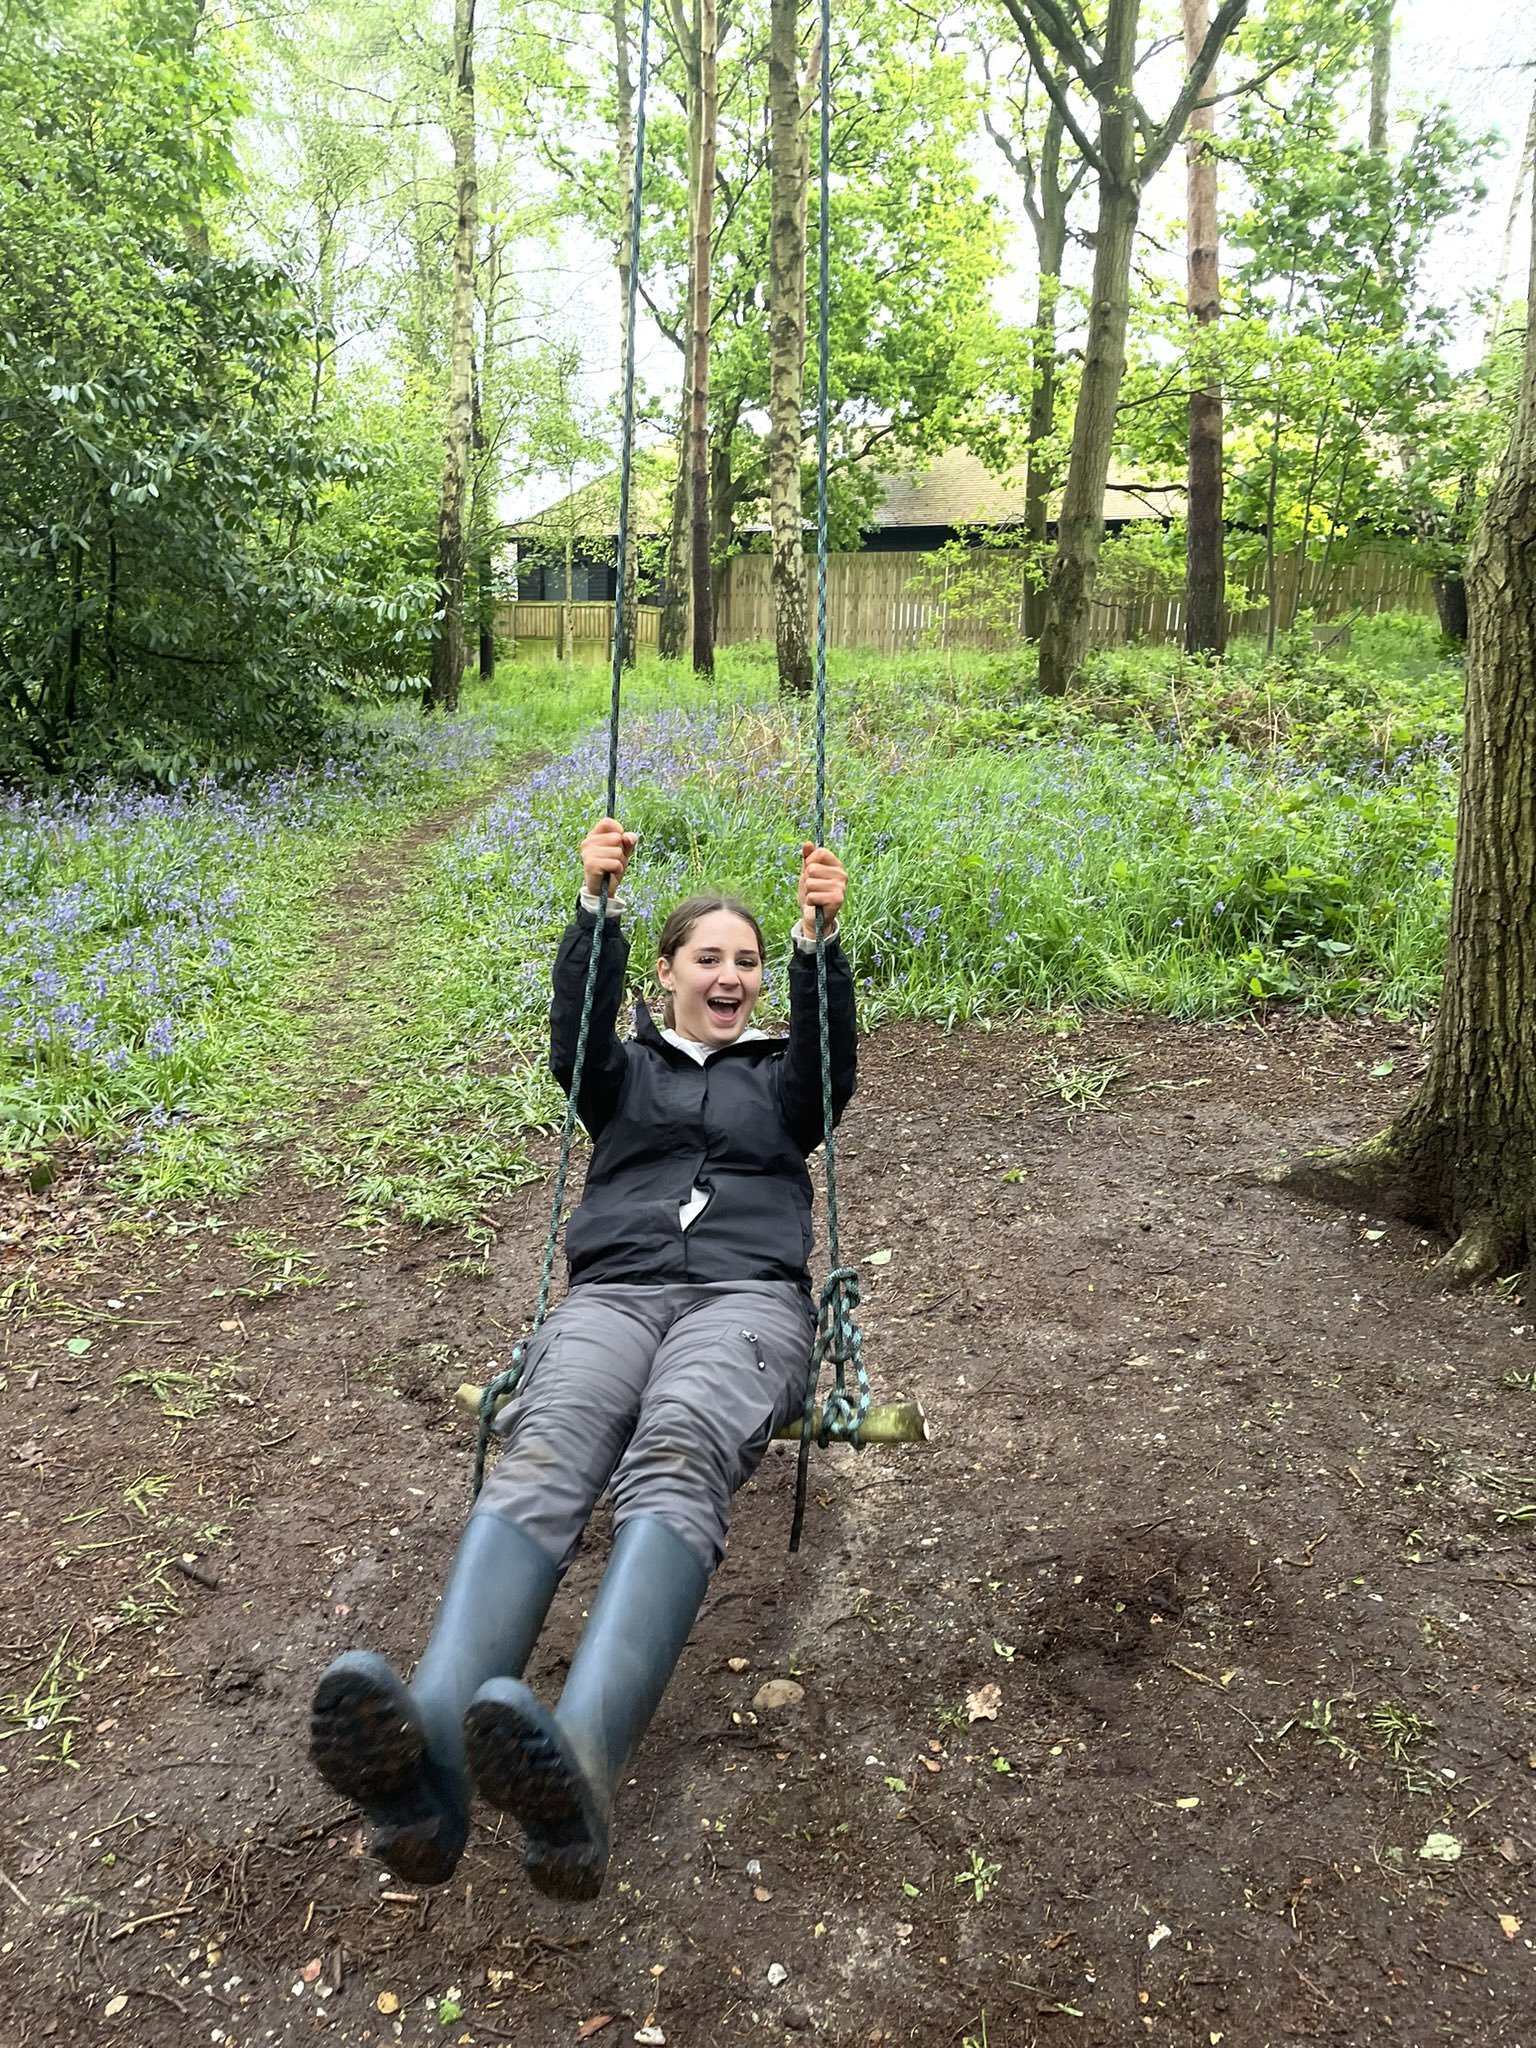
top-left (549, 904), bottom-right (857, 1292)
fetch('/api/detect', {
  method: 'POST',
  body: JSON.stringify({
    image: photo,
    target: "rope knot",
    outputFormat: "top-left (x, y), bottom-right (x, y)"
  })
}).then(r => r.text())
top-left (472, 1345), bottom-right (529, 1498)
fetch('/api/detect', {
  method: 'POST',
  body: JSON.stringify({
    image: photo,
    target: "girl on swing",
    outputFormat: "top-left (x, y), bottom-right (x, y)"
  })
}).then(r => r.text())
top-left (310, 819), bottom-right (855, 1901)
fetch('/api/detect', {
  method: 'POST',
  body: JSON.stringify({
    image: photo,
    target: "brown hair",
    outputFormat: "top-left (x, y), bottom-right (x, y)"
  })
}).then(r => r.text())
top-left (655, 894), bottom-right (766, 1030)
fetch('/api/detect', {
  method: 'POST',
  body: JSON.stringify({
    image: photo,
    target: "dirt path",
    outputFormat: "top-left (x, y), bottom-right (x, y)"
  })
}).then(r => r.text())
top-left (3, 814), bottom-right (1535, 2048)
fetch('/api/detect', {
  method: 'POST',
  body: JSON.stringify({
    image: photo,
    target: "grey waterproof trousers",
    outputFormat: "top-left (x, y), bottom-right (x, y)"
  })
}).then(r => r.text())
top-left (475, 1281), bottom-right (815, 1574)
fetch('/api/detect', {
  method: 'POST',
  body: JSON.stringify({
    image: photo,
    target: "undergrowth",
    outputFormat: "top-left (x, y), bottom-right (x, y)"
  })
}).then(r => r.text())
top-left (2, 624), bottom-right (1461, 1221)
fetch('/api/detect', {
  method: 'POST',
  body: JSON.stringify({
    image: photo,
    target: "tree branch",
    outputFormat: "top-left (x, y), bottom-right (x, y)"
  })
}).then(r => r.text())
top-left (996, 0), bottom-right (1104, 175)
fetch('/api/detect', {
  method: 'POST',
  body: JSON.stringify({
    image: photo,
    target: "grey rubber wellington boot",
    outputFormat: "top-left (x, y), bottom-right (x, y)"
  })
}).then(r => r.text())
top-left (463, 1514), bottom-right (709, 1901)
top-left (309, 1512), bottom-right (559, 1885)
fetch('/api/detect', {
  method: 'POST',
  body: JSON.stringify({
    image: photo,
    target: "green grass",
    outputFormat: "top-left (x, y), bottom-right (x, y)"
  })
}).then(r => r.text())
top-left (305, 630), bottom-right (1456, 1226)
top-left (4, 628), bottom-right (1462, 1223)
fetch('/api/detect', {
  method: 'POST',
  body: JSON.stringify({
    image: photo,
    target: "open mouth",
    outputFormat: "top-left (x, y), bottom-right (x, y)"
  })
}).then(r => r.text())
top-left (706, 995), bottom-right (742, 1023)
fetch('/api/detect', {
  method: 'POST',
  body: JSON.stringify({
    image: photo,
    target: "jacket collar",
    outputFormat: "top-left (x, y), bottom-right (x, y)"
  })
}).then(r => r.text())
top-left (632, 1000), bottom-right (779, 1060)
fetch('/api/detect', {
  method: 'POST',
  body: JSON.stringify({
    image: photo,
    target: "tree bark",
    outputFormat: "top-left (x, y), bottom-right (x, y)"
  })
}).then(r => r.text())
top-left (426, 0), bottom-right (477, 714)
top-left (659, 6), bottom-right (700, 663)
top-left (1036, 0), bottom-right (1140, 698)
top-left (767, 0), bottom-right (812, 693)
top-left (689, 0), bottom-right (718, 677)
top-left (1267, 194), bottom-right (1536, 1286)
top-left (659, 380), bottom-right (692, 658)
top-left (1182, 0), bottom-right (1225, 656)
top-left (1021, 111), bottom-right (1073, 642)
top-left (613, 0), bottom-right (640, 669)
top-left (1367, 0), bottom-right (1391, 158)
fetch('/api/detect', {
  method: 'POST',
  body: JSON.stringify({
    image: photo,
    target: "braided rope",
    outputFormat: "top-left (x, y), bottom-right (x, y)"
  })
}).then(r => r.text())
top-left (473, 0), bottom-right (653, 1500)
top-left (791, 0), bottom-right (868, 1553)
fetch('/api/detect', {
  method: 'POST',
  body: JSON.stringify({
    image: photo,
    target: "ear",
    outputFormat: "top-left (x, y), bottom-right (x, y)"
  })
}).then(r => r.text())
top-left (655, 956), bottom-right (671, 987)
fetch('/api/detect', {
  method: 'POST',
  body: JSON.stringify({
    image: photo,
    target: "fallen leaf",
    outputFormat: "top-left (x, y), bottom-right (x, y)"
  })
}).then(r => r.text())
top-left (753, 1886), bottom-right (772, 1902)
top-left (1419, 1832), bottom-right (1462, 1863)
top-left (633, 2028), bottom-right (665, 2047)
top-left (919, 1755), bottom-right (941, 1774)
top-left (218, 1318), bottom-right (241, 1333)
top-left (1497, 1837), bottom-right (1518, 1862)
top-left (965, 1683), bottom-right (1002, 1723)
top-left (376, 1992), bottom-right (401, 2015)
top-left (575, 2020), bottom-right (614, 2042)
top-left (1175, 1796), bottom-right (1200, 1810)
top-left (300, 1958), bottom-right (322, 1984)
top-left (1147, 1924), bottom-right (1172, 1951)
top-left (66, 1336), bottom-right (92, 1355)
top-left (1499, 1914), bottom-right (1521, 1940)
top-left (727, 1657), bottom-right (750, 1674)
top-left (862, 1249), bottom-right (893, 1267)
top-left (104, 1995), bottom-right (127, 2018)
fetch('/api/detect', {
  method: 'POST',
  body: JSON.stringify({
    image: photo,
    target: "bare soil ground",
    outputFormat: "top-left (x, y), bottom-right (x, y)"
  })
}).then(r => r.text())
top-left (3, 832), bottom-right (1535, 2048)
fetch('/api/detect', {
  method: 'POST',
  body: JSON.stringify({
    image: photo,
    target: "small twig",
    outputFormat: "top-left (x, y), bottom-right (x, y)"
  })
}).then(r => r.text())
top-left (108, 1906), bottom-right (196, 1941)
top-left (1166, 1658), bottom-right (1225, 1689)
top-left (1418, 1947), bottom-right (1487, 1978)
top-left (284, 1808), bottom-right (353, 1847)
top-left (1278, 1531), bottom-right (1329, 1569)
top-left (0, 1865), bottom-right (33, 1910)
top-left (138, 1986), bottom-right (191, 2016)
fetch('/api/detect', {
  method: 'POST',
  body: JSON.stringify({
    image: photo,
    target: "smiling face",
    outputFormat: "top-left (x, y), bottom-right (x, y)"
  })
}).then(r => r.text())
top-left (657, 908), bottom-right (765, 1045)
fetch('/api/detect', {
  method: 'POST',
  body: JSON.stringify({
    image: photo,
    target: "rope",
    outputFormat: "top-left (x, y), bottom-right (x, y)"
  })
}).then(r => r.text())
top-left (474, 0), bottom-right (653, 1501)
top-left (791, 0), bottom-right (868, 1553)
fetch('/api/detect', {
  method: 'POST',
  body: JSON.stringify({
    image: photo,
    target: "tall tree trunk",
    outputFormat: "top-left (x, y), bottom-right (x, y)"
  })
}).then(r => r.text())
top-left (1037, 0), bottom-right (1139, 698)
top-left (1182, 0), bottom-right (1225, 655)
top-left (1367, 0), bottom-right (1391, 158)
top-left (660, 5), bottom-right (700, 663)
top-left (659, 381), bottom-right (692, 658)
top-left (613, 0), bottom-right (641, 669)
top-left (1021, 111), bottom-right (1071, 642)
top-left (767, 0), bottom-right (812, 693)
top-left (564, 529), bottom-right (575, 668)
top-left (426, 0), bottom-right (477, 713)
top-left (689, 0), bottom-right (718, 677)
top-left (1266, 194), bottom-right (1536, 1287)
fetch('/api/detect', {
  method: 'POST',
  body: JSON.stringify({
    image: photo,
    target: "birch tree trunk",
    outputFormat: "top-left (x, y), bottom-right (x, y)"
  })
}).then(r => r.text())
top-left (613, 0), bottom-right (640, 668)
top-left (1267, 195), bottom-right (1536, 1287)
top-left (767, 0), bottom-right (812, 694)
top-left (426, 0), bottom-right (477, 713)
top-left (1036, 0), bottom-right (1139, 699)
top-left (689, 0), bottom-right (718, 677)
top-left (1182, 0), bottom-right (1225, 656)
top-left (1367, 0), bottom-right (1391, 157)
top-left (659, 2), bottom-right (699, 662)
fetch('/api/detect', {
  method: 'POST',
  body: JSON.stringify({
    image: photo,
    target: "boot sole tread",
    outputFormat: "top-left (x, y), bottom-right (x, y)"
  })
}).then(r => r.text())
top-left (310, 1666), bottom-right (465, 1887)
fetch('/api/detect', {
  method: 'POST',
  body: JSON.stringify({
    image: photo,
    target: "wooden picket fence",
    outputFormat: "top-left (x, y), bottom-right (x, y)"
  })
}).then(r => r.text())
top-left (493, 601), bottom-right (662, 656)
top-left (497, 547), bottom-right (1434, 659)
top-left (715, 546), bottom-right (1434, 654)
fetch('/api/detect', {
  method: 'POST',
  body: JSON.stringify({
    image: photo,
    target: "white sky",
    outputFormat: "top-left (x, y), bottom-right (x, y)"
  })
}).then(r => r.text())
top-left (503, 0), bottom-right (1535, 518)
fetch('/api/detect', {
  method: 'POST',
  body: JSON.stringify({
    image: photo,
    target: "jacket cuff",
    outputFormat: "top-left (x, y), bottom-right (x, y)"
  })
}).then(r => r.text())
top-left (792, 922), bottom-right (838, 954)
top-left (579, 889), bottom-right (623, 920)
